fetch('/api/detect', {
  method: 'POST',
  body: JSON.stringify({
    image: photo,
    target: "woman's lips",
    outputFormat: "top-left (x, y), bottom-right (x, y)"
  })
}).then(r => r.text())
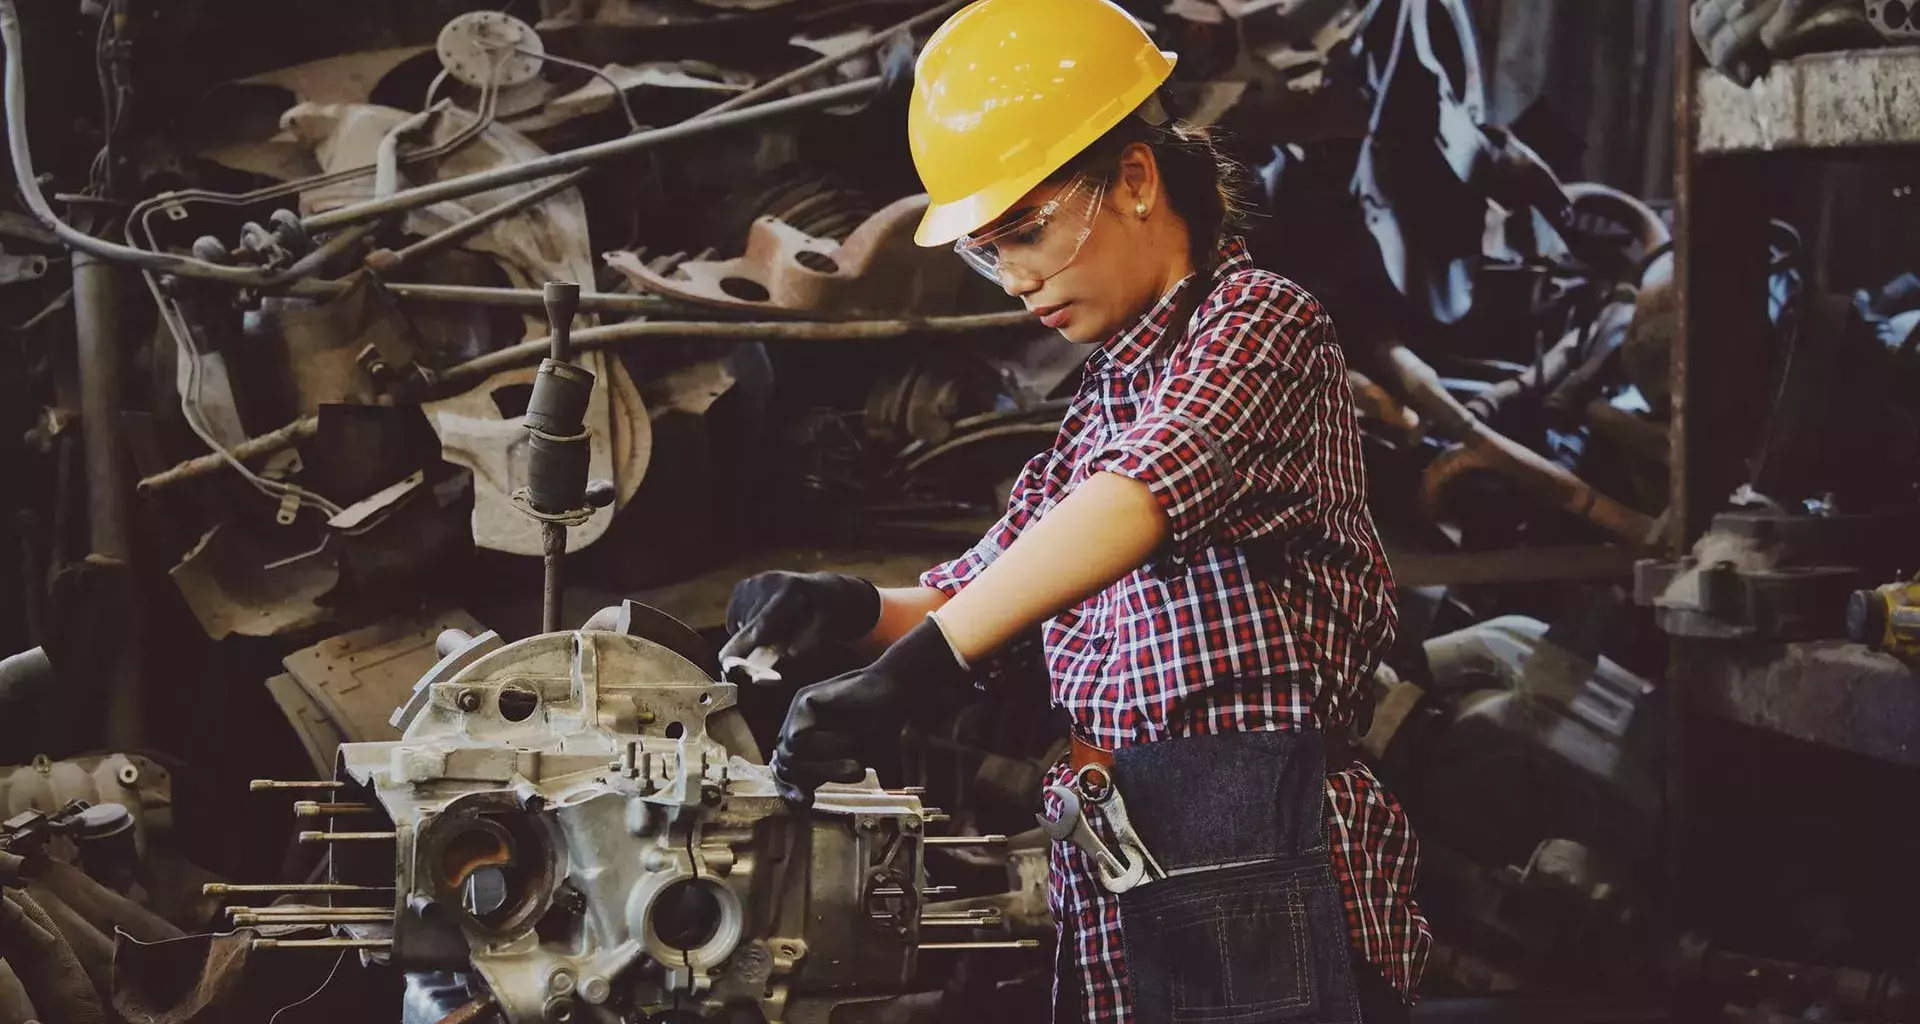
top-left (1033, 302), bottom-right (1072, 329)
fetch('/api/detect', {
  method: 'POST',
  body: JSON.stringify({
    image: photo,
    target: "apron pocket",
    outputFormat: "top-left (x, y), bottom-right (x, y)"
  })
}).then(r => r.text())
top-left (1120, 857), bottom-right (1327, 1023)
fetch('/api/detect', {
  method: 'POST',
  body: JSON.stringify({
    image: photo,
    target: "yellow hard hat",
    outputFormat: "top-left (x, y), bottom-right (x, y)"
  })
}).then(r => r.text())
top-left (908, 0), bottom-right (1178, 247)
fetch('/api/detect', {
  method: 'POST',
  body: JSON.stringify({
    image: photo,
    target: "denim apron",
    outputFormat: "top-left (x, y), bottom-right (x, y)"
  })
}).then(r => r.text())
top-left (1103, 729), bottom-right (1363, 1023)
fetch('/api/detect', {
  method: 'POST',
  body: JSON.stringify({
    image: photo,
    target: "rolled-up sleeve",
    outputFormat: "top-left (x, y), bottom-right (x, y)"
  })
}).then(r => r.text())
top-left (1086, 291), bottom-right (1323, 555)
top-left (920, 448), bottom-right (1057, 596)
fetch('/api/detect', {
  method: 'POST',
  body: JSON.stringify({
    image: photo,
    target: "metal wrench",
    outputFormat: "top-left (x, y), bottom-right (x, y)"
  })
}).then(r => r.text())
top-left (1038, 767), bottom-right (1164, 893)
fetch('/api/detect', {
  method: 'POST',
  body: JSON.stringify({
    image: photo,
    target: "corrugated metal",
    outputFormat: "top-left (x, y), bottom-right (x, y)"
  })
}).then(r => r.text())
top-left (1473, 0), bottom-right (1678, 199)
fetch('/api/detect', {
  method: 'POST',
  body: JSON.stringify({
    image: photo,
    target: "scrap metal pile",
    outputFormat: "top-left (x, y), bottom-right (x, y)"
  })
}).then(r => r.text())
top-left (11, 0), bottom-right (1914, 1020)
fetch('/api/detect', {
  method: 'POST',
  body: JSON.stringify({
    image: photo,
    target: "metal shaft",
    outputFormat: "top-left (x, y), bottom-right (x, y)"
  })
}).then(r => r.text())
top-left (228, 905), bottom-right (391, 917)
top-left (250, 780), bottom-right (344, 791)
top-left (293, 801), bottom-right (375, 818)
top-left (297, 831), bottom-right (395, 843)
top-left (302, 77), bottom-right (881, 233)
top-left (918, 940), bottom-right (1041, 951)
top-left (542, 521), bottom-right (566, 635)
top-left (251, 938), bottom-right (391, 950)
top-left (874, 885), bottom-right (958, 897)
top-left (537, 280), bottom-right (581, 635)
top-left (922, 835), bottom-right (1009, 847)
top-left (205, 883), bottom-right (393, 895)
top-left (233, 912), bottom-right (393, 926)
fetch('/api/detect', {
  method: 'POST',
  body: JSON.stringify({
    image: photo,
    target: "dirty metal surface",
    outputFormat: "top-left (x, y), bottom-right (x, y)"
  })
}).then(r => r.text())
top-left (1677, 639), bottom-right (1920, 769)
top-left (606, 194), bottom-right (965, 320)
top-left (1696, 47), bottom-right (1920, 153)
top-left (169, 524), bottom-right (339, 640)
top-left (280, 609), bottom-right (489, 749)
top-left (263, 673), bottom-right (350, 776)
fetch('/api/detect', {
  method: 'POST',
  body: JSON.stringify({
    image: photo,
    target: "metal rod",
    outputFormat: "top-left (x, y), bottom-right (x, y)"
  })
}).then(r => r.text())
top-left (923, 811), bottom-right (951, 823)
top-left (917, 940), bottom-right (1041, 951)
top-left (874, 885), bottom-right (958, 897)
top-left (922, 835), bottom-right (1008, 847)
top-left (367, 171), bottom-right (585, 274)
top-left (919, 914), bottom-right (1003, 927)
top-left (228, 905), bottom-right (391, 917)
top-left (250, 780), bottom-right (344, 791)
top-left (287, 278), bottom-right (683, 314)
top-left (251, 938), bottom-right (392, 950)
top-left (302, 76), bottom-right (882, 233)
top-left (435, 311), bottom-right (1032, 391)
top-left (297, 831), bottom-right (395, 843)
top-left (233, 913), bottom-right (393, 926)
top-left (293, 801), bottom-right (376, 818)
top-left (434, 998), bottom-right (499, 1024)
top-left (204, 883), bottom-right (394, 895)
top-left (136, 309), bottom-right (1034, 495)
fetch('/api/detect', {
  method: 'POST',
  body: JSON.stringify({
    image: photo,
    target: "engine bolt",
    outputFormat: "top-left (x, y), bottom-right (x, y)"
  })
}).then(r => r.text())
top-left (547, 967), bottom-right (575, 995)
top-left (456, 689), bottom-right (482, 712)
top-left (543, 996), bottom-right (575, 1023)
top-left (902, 816), bottom-right (921, 832)
top-left (579, 975), bottom-right (611, 1004)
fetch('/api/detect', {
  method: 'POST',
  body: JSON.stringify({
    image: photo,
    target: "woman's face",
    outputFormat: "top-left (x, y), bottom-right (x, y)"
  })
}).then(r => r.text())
top-left (962, 144), bottom-right (1194, 345)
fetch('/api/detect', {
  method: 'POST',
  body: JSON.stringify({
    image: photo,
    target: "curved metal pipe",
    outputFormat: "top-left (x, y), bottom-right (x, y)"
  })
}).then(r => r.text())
top-left (1565, 181), bottom-right (1671, 257)
top-left (1383, 343), bottom-right (1657, 543)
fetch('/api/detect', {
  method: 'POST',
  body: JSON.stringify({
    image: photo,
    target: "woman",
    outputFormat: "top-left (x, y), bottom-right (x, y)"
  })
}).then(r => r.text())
top-left (720, 1), bottom-right (1429, 1020)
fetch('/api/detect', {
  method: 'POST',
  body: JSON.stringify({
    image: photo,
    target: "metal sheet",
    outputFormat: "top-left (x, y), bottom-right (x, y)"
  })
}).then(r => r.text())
top-left (280, 609), bottom-right (489, 748)
top-left (263, 674), bottom-right (350, 777)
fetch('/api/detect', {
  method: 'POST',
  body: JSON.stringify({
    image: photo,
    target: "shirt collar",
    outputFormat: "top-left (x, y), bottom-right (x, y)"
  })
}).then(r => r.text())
top-left (1092, 237), bottom-right (1254, 377)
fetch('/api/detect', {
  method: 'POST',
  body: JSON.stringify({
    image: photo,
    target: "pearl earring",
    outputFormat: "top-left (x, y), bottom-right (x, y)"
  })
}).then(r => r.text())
top-left (1135, 201), bottom-right (1148, 217)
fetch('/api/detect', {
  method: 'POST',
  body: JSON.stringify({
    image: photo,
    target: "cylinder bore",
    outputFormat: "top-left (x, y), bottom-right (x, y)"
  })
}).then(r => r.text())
top-left (653, 879), bottom-right (723, 950)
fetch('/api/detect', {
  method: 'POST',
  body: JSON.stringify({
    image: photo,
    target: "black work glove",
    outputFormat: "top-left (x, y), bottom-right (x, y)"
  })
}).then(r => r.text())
top-left (771, 618), bottom-right (972, 807)
top-left (718, 571), bottom-right (881, 675)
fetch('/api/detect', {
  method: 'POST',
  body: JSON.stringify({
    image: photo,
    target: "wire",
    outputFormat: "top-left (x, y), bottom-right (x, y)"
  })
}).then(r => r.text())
top-left (515, 46), bottom-right (641, 132)
top-left (267, 950), bottom-right (347, 1024)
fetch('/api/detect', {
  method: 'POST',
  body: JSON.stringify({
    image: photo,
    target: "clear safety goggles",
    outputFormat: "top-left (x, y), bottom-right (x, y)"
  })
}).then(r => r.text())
top-left (954, 173), bottom-right (1108, 284)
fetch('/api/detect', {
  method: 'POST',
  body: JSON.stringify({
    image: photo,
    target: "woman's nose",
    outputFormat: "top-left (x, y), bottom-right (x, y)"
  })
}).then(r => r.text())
top-left (999, 266), bottom-right (1042, 297)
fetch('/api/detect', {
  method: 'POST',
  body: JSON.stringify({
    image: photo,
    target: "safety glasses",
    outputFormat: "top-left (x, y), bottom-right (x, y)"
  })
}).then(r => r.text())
top-left (954, 173), bottom-right (1108, 284)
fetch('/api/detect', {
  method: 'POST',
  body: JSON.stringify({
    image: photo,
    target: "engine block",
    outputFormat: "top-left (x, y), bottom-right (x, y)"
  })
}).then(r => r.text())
top-left (324, 614), bottom-right (929, 1023)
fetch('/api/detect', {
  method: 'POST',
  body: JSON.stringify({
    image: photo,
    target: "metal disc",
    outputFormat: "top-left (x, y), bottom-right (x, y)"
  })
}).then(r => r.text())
top-left (436, 11), bottom-right (545, 90)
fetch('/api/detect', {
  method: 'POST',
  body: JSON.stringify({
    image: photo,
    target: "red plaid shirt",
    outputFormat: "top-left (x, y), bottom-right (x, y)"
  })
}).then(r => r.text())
top-left (923, 239), bottom-right (1430, 1020)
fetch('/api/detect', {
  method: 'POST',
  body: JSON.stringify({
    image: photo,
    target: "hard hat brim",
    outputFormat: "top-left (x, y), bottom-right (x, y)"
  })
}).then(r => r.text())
top-left (913, 50), bottom-right (1179, 248)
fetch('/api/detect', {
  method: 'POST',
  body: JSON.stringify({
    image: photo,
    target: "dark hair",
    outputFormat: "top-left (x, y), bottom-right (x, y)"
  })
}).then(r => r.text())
top-left (1061, 96), bottom-right (1249, 280)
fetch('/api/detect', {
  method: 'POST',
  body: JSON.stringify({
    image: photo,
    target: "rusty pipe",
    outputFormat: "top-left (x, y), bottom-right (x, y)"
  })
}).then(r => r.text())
top-left (1383, 344), bottom-right (1657, 543)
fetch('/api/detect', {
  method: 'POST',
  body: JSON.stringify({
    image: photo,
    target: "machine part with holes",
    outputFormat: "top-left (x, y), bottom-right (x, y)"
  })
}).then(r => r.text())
top-left (438, 12), bottom-right (546, 90)
top-left (1635, 510), bottom-right (1920, 640)
top-left (1869, 0), bottom-right (1920, 38)
top-left (0, 754), bottom-right (173, 867)
top-left (0, 242), bottom-right (46, 284)
top-left (312, 609), bottom-right (928, 1023)
top-left (605, 194), bottom-right (965, 320)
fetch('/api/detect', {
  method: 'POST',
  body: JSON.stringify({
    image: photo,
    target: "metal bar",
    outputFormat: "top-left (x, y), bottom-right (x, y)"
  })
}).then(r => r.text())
top-left (874, 885), bottom-right (957, 897)
top-left (297, 831), bottom-right (395, 843)
top-left (287, 278), bottom-right (682, 314)
top-left (917, 940), bottom-right (1041, 951)
top-left (1385, 545), bottom-right (1647, 589)
top-left (142, 419), bottom-right (321, 494)
top-left (302, 77), bottom-right (882, 233)
top-left (233, 913), bottom-right (393, 926)
top-left (250, 779), bottom-right (343, 791)
top-left (228, 905), bottom-right (390, 917)
top-left (919, 914), bottom-right (1002, 927)
top-left (251, 938), bottom-right (391, 950)
top-left (293, 802), bottom-right (376, 818)
top-left (204, 883), bottom-right (393, 895)
top-left (701, 0), bottom-right (962, 120)
top-left (434, 311), bottom-right (1032, 391)
top-left (434, 998), bottom-right (498, 1024)
top-left (922, 835), bottom-right (1008, 847)
top-left (368, 171), bottom-right (585, 274)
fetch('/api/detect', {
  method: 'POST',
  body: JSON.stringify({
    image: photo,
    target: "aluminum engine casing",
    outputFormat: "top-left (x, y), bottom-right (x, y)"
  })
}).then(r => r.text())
top-left (333, 623), bottom-right (929, 1023)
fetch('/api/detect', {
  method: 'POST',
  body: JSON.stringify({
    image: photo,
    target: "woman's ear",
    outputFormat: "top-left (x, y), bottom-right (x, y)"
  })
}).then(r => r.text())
top-left (1116, 141), bottom-right (1160, 219)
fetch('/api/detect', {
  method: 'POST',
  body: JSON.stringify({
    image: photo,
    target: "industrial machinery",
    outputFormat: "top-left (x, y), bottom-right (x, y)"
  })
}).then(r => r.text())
top-left (245, 613), bottom-right (951, 1023)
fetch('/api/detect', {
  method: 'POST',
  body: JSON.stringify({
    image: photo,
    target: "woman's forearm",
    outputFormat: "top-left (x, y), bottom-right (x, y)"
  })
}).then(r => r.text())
top-left (936, 472), bottom-right (1168, 660)
top-left (861, 585), bottom-right (952, 649)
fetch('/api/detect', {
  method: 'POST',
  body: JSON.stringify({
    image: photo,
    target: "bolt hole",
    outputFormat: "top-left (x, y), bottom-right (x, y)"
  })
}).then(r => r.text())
top-left (664, 722), bottom-right (685, 739)
top-left (794, 250), bottom-right (839, 274)
top-left (498, 683), bottom-right (539, 722)
top-left (1891, 0), bottom-right (1910, 26)
top-left (719, 277), bottom-right (770, 302)
top-left (698, 693), bottom-right (712, 705)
